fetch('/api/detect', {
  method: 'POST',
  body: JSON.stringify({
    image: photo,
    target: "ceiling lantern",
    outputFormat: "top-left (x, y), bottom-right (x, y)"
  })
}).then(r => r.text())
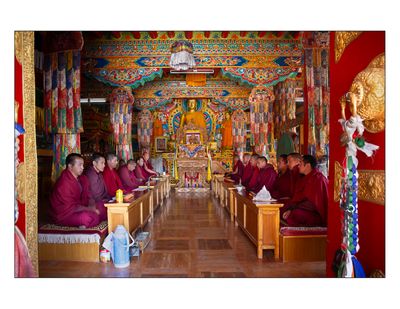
top-left (169, 40), bottom-right (196, 71)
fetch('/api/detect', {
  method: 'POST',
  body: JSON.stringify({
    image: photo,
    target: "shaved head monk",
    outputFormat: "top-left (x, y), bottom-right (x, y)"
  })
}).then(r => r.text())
top-left (103, 153), bottom-right (126, 196)
top-left (135, 157), bottom-right (149, 182)
top-left (227, 155), bottom-right (245, 184)
top-left (242, 154), bottom-right (259, 188)
top-left (142, 152), bottom-right (158, 178)
top-left (49, 153), bottom-right (104, 228)
top-left (85, 153), bottom-right (111, 202)
top-left (119, 159), bottom-right (143, 191)
top-left (282, 154), bottom-right (329, 227)
top-left (271, 154), bottom-right (292, 199)
top-left (248, 156), bottom-right (277, 193)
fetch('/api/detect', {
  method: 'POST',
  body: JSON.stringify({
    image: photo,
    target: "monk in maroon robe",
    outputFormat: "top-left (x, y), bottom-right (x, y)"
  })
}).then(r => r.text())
top-left (103, 153), bottom-right (126, 196)
top-left (84, 153), bottom-right (111, 202)
top-left (49, 153), bottom-right (103, 228)
top-left (143, 152), bottom-right (158, 177)
top-left (228, 155), bottom-right (245, 184)
top-left (271, 154), bottom-right (292, 199)
top-left (241, 154), bottom-right (258, 187)
top-left (282, 155), bottom-right (329, 227)
top-left (119, 159), bottom-right (143, 191)
top-left (135, 157), bottom-right (149, 182)
top-left (245, 165), bottom-right (260, 192)
top-left (287, 152), bottom-right (303, 197)
top-left (249, 156), bottom-right (277, 193)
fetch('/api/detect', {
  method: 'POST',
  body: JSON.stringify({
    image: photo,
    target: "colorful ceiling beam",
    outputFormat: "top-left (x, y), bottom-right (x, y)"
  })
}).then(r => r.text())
top-left (85, 31), bottom-right (303, 41)
top-left (221, 67), bottom-right (299, 87)
top-left (83, 38), bottom-right (303, 58)
top-left (85, 67), bottom-right (163, 88)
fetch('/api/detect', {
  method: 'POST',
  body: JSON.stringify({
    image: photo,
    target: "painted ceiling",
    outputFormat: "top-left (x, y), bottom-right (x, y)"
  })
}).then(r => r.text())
top-left (81, 31), bottom-right (305, 110)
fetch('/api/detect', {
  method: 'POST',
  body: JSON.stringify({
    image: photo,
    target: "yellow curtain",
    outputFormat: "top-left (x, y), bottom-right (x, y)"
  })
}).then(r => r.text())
top-left (186, 74), bottom-right (206, 87)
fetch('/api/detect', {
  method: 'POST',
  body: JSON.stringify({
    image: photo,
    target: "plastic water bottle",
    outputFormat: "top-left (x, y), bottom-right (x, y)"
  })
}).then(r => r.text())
top-left (112, 225), bottom-right (134, 268)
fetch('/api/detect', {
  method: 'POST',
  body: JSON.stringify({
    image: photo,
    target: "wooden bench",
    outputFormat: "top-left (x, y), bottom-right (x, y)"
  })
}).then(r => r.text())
top-left (38, 220), bottom-right (108, 262)
top-left (279, 226), bottom-right (327, 262)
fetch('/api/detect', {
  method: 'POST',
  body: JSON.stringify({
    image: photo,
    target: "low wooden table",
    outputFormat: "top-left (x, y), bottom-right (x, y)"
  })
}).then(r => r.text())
top-left (234, 190), bottom-right (283, 259)
top-left (221, 180), bottom-right (236, 222)
top-left (104, 189), bottom-right (153, 235)
top-left (105, 177), bottom-right (171, 235)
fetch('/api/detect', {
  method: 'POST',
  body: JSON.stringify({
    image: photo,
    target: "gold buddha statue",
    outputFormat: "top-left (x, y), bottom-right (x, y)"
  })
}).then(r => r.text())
top-left (179, 99), bottom-right (207, 129)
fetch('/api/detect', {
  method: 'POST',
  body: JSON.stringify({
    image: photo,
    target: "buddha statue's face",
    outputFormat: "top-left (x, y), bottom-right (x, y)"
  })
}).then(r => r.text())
top-left (188, 99), bottom-right (196, 111)
top-left (225, 112), bottom-right (231, 120)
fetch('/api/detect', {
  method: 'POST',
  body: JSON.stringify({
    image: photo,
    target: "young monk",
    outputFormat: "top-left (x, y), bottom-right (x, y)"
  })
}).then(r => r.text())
top-left (282, 155), bottom-right (329, 227)
top-left (287, 152), bottom-right (303, 197)
top-left (226, 155), bottom-right (244, 184)
top-left (49, 153), bottom-right (105, 228)
top-left (135, 157), bottom-right (149, 182)
top-left (248, 156), bottom-right (277, 194)
top-left (84, 152), bottom-right (111, 203)
top-left (142, 152), bottom-right (158, 177)
top-left (119, 159), bottom-right (143, 191)
top-left (271, 154), bottom-right (292, 199)
top-left (103, 153), bottom-right (126, 196)
top-left (241, 154), bottom-right (257, 187)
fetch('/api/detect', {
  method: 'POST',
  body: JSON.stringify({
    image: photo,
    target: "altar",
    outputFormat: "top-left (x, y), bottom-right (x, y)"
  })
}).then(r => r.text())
top-left (175, 122), bottom-right (211, 192)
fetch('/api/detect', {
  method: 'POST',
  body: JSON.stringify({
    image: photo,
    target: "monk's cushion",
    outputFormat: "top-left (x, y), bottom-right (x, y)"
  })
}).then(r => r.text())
top-left (280, 226), bottom-right (327, 237)
top-left (38, 220), bottom-right (108, 244)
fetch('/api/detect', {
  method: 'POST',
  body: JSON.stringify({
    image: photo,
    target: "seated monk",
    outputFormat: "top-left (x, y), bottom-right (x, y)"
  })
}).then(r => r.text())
top-left (143, 152), bottom-right (158, 177)
top-left (241, 154), bottom-right (257, 187)
top-left (245, 155), bottom-right (260, 192)
top-left (85, 153), bottom-right (111, 203)
top-left (103, 153), bottom-right (127, 197)
top-left (282, 155), bottom-right (329, 227)
top-left (226, 155), bottom-right (244, 184)
top-left (248, 156), bottom-right (277, 194)
top-left (49, 153), bottom-right (105, 228)
top-left (119, 159), bottom-right (143, 191)
top-left (287, 152), bottom-right (303, 197)
top-left (271, 154), bottom-right (292, 200)
top-left (135, 157), bottom-right (149, 182)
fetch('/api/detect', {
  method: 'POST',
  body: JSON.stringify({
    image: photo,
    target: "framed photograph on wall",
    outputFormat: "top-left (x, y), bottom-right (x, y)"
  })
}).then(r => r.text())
top-left (155, 137), bottom-right (168, 152)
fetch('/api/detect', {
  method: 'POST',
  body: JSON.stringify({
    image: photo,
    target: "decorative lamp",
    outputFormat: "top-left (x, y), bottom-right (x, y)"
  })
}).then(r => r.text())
top-left (170, 40), bottom-right (196, 71)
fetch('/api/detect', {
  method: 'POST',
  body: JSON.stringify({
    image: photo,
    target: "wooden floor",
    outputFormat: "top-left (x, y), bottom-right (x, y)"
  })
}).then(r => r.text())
top-left (39, 190), bottom-right (326, 278)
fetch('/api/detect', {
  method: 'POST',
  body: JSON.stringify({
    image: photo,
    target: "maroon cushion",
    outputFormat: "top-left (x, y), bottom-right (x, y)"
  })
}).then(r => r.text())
top-left (38, 220), bottom-right (108, 238)
top-left (280, 226), bottom-right (327, 237)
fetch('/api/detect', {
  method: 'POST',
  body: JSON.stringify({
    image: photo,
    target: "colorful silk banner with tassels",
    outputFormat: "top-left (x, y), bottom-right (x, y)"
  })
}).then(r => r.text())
top-left (232, 110), bottom-right (247, 151)
top-left (273, 79), bottom-right (297, 138)
top-left (249, 85), bottom-right (275, 155)
top-left (110, 87), bottom-right (134, 161)
top-left (44, 51), bottom-right (83, 134)
top-left (52, 133), bottom-right (81, 182)
top-left (44, 50), bottom-right (83, 181)
top-left (304, 47), bottom-right (330, 158)
top-left (138, 109), bottom-right (154, 150)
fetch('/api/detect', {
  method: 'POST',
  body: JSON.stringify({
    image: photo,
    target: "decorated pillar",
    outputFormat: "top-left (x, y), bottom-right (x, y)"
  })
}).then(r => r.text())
top-left (109, 87), bottom-right (134, 161)
top-left (137, 109), bottom-right (154, 152)
top-left (44, 49), bottom-right (83, 181)
top-left (249, 85), bottom-right (275, 157)
top-left (273, 78), bottom-right (297, 138)
top-left (14, 31), bottom-right (38, 277)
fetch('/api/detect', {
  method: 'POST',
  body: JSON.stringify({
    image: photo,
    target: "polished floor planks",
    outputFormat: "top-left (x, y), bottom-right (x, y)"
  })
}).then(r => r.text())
top-left (39, 191), bottom-right (325, 278)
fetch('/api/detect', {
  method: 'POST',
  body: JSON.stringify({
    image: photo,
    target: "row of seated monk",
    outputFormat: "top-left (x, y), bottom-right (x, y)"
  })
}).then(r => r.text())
top-left (225, 152), bottom-right (329, 228)
top-left (49, 152), bottom-right (159, 229)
